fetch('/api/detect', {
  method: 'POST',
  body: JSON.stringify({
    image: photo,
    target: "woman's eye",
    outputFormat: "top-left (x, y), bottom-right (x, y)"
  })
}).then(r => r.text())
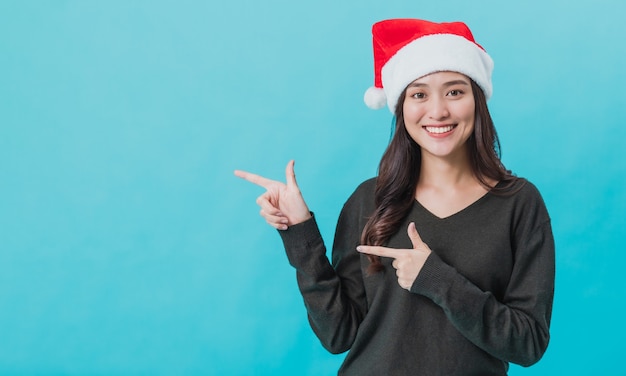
top-left (411, 92), bottom-right (426, 99)
top-left (447, 89), bottom-right (463, 96)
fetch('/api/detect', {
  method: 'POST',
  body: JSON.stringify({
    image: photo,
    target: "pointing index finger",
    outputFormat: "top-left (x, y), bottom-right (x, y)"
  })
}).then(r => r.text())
top-left (357, 245), bottom-right (403, 259)
top-left (233, 169), bottom-right (275, 190)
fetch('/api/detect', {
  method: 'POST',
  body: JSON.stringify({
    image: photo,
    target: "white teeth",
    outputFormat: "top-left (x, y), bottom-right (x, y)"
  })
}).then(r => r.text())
top-left (425, 125), bottom-right (455, 134)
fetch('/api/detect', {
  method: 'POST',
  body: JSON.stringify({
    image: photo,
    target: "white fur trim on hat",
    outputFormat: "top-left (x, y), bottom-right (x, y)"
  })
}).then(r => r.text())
top-left (364, 86), bottom-right (387, 110)
top-left (381, 34), bottom-right (494, 113)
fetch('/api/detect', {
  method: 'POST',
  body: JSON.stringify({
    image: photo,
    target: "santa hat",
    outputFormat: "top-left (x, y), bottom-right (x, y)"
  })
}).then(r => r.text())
top-left (364, 19), bottom-right (494, 112)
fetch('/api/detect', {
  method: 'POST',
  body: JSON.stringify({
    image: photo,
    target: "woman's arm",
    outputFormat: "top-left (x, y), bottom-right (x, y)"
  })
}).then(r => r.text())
top-left (279, 209), bottom-right (367, 354)
top-left (411, 220), bottom-right (554, 366)
top-left (236, 162), bottom-right (369, 353)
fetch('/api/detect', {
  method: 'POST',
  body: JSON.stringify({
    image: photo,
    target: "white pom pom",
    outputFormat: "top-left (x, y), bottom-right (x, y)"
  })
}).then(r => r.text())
top-left (364, 86), bottom-right (387, 110)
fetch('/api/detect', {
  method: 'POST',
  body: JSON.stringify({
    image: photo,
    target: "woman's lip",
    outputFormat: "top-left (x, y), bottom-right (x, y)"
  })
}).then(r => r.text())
top-left (423, 124), bottom-right (457, 135)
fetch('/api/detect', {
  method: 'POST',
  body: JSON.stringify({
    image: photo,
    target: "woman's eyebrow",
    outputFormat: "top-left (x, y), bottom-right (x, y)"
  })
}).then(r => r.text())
top-left (407, 79), bottom-right (470, 88)
top-left (407, 82), bottom-right (427, 88)
top-left (442, 80), bottom-right (470, 87)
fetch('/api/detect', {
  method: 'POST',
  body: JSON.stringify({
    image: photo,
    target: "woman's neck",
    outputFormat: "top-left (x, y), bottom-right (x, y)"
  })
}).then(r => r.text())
top-left (417, 151), bottom-right (476, 191)
top-left (415, 151), bottom-right (494, 219)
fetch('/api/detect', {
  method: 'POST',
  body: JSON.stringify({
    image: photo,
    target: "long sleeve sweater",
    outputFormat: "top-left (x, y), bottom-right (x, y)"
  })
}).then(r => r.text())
top-left (278, 177), bottom-right (555, 375)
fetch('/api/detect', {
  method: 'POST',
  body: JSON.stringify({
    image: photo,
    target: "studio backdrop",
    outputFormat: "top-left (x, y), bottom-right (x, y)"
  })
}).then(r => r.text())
top-left (1, 0), bottom-right (625, 374)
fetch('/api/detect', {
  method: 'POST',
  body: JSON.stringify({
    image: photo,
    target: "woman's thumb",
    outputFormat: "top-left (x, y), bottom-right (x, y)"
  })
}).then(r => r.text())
top-left (285, 160), bottom-right (298, 188)
top-left (407, 222), bottom-right (424, 249)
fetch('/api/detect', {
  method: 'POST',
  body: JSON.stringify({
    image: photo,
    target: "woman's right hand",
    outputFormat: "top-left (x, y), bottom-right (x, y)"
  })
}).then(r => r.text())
top-left (234, 160), bottom-right (312, 230)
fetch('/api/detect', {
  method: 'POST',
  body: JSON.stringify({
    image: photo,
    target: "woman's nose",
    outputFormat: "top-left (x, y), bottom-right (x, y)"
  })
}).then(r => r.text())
top-left (428, 97), bottom-right (450, 120)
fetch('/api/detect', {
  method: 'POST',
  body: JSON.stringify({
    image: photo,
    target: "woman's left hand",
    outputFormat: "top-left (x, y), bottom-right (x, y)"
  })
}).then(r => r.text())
top-left (357, 222), bottom-right (432, 290)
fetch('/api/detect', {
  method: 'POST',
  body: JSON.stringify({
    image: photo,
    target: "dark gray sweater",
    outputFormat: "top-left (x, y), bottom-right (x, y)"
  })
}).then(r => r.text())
top-left (279, 178), bottom-right (554, 375)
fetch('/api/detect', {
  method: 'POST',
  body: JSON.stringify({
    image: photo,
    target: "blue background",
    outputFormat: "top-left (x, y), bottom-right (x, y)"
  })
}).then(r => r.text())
top-left (1, 0), bottom-right (625, 374)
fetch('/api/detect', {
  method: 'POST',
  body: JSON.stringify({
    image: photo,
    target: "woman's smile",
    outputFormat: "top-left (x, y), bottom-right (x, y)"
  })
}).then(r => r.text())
top-left (423, 124), bottom-right (457, 136)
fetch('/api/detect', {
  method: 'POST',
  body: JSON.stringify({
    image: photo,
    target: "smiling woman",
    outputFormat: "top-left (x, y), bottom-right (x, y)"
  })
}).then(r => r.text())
top-left (235, 18), bottom-right (554, 375)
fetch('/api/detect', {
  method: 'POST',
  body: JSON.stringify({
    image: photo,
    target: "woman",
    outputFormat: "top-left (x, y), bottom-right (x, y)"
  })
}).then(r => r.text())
top-left (235, 19), bottom-right (554, 375)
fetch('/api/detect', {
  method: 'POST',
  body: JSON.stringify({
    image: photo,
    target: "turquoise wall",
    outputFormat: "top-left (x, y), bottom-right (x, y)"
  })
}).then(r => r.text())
top-left (1, 0), bottom-right (625, 374)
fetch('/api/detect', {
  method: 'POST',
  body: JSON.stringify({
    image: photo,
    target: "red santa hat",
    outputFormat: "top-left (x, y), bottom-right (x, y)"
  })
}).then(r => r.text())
top-left (364, 19), bottom-right (494, 112)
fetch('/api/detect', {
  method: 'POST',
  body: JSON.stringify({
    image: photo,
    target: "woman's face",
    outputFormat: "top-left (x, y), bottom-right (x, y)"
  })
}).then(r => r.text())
top-left (402, 71), bottom-right (475, 161)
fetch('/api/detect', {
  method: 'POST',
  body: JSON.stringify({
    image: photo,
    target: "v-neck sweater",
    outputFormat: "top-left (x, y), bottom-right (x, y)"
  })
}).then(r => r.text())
top-left (278, 177), bottom-right (554, 375)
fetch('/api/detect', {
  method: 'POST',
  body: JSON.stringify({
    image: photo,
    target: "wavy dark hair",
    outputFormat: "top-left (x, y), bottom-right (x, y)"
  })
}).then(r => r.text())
top-left (360, 79), bottom-right (519, 273)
